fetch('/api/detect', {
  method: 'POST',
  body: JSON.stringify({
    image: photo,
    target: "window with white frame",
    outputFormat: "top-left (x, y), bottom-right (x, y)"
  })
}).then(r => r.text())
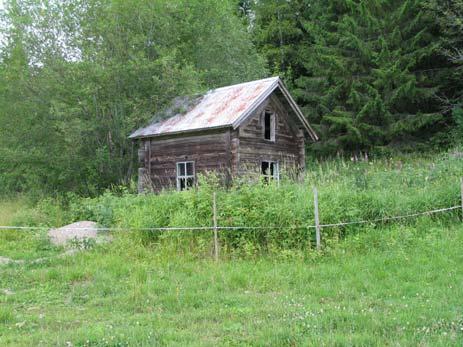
top-left (261, 160), bottom-right (279, 183)
top-left (263, 111), bottom-right (276, 141)
top-left (176, 161), bottom-right (195, 191)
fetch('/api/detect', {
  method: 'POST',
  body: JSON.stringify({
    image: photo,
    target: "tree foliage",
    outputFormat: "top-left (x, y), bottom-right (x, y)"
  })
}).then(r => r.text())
top-left (251, 0), bottom-right (455, 154)
top-left (425, 0), bottom-right (463, 142)
top-left (1, 0), bottom-right (462, 195)
top-left (0, 0), bottom-right (266, 195)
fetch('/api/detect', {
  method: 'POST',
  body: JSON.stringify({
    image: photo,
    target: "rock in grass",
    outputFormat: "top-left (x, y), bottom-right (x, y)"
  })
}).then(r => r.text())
top-left (2, 288), bottom-right (14, 295)
top-left (0, 256), bottom-right (12, 265)
top-left (0, 256), bottom-right (24, 266)
top-left (48, 221), bottom-right (110, 247)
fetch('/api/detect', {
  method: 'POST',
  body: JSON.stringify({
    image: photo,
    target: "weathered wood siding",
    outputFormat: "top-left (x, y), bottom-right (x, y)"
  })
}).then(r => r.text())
top-left (137, 89), bottom-right (307, 192)
top-left (140, 130), bottom-right (231, 192)
top-left (234, 91), bottom-right (305, 178)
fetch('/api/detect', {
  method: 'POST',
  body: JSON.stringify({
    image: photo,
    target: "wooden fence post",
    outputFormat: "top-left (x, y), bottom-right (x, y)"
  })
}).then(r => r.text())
top-left (460, 177), bottom-right (463, 221)
top-left (313, 187), bottom-right (321, 250)
top-left (213, 192), bottom-right (219, 261)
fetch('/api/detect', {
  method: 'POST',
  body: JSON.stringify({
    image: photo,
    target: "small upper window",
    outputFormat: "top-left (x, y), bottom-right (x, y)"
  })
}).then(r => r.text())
top-left (261, 160), bottom-right (279, 183)
top-left (264, 111), bottom-right (276, 141)
top-left (176, 161), bottom-right (195, 191)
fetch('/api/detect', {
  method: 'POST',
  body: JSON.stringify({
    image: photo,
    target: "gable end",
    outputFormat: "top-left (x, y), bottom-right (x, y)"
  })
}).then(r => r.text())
top-left (231, 79), bottom-right (318, 142)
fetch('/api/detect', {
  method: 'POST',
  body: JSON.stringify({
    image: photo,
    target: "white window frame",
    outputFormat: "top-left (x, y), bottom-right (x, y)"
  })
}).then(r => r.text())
top-left (263, 110), bottom-right (276, 142)
top-left (176, 161), bottom-right (195, 191)
top-left (261, 160), bottom-right (279, 183)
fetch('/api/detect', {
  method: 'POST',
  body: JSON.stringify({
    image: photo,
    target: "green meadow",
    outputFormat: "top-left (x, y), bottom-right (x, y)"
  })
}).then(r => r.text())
top-left (1, 151), bottom-right (463, 346)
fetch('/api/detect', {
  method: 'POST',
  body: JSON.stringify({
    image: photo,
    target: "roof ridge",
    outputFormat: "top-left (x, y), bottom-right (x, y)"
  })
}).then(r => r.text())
top-left (208, 76), bottom-right (280, 93)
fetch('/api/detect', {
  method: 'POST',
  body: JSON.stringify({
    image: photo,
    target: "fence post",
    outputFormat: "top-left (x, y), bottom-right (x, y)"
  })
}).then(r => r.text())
top-left (460, 178), bottom-right (463, 221)
top-left (213, 192), bottom-right (219, 261)
top-left (313, 187), bottom-right (321, 250)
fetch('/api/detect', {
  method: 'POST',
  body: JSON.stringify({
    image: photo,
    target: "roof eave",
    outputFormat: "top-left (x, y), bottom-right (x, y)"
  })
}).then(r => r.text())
top-left (128, 124), bottom-right (232, 140)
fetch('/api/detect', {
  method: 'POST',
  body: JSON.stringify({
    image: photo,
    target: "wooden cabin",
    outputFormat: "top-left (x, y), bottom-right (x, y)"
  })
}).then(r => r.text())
top-left (129, 77), bottom-right (318, 192)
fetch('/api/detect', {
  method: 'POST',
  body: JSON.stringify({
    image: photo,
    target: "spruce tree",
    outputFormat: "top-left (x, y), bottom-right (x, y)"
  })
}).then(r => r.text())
top-left (252, 0), bottom-right (451, 155)
top-left (427, 2), bottom-right (463, 104)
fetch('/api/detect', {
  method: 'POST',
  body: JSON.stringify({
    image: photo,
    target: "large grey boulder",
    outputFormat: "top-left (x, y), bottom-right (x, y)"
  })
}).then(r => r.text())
top-left (48, 221), bottom-right (106, 246)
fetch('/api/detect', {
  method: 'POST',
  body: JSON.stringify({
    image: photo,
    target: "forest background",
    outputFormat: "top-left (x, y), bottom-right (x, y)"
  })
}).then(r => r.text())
top-left (0, 0), bottom-right (462, 195)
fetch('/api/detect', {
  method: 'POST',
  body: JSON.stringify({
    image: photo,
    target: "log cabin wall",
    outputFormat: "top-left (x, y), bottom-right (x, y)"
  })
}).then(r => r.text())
top-left (140, 129), bottom-right (231, 192)
top-left (137, 90), bottom-right (307, 192)
top-left (235, 91), bottom-right (305, 179)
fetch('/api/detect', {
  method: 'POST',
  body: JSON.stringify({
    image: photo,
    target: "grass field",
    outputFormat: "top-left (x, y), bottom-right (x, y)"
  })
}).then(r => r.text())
top-left (1, 152), bottom-right (463, 346)
top-left (1, 218), bottom-right (462, 346)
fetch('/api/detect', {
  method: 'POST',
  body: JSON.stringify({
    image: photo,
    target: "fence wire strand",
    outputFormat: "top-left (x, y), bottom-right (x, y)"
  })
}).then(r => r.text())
top-left (0, 205), bottom-right (459, 232)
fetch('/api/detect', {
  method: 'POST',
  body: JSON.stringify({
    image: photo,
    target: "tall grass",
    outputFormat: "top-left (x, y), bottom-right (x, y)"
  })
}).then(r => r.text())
top-left (8, 150), bottom-right (463, 255)
top-left (0, 198), bottom-right (30, 226)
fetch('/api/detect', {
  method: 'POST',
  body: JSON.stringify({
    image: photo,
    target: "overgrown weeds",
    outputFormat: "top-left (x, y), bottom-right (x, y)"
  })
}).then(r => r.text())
top-left (4, 150), bottom-right (463, 257)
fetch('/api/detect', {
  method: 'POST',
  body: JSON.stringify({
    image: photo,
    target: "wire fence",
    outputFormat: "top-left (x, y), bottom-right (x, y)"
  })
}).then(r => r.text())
top-left (0, 203), bottom-right (460, 230)
top-left (0, 205), bottom-right (459, 232)
top-left (1, 178), bottom-right (463, 261)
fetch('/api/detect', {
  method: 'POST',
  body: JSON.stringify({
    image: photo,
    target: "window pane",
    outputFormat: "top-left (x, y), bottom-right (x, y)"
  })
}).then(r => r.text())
top-left (178, 162), bottom-right (185, 176)
top-left (179, 178), bottom-right (186, 190)
top-left (186, 177), bottom-right (194, 188)
top-left (270, 114), bottom-right (275, 141)
top-left (261, 161), bottom-right (269, 175)
top-left (269, 162), bottom-right (274, 176)
top-left (186, 162), bottom-right (194, 176)
top-left (264, 112), bottom-right (271, 140)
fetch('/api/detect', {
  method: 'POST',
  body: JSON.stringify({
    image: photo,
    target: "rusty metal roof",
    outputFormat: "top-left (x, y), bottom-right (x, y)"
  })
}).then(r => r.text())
top-left (129, 76), bottom-right (318, 141)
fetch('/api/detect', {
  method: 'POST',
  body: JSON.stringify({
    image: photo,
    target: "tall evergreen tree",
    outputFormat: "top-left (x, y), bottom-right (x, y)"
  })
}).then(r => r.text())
top-left (252, 0), bottom-right (452, 155)
top-left (426, 1), bottom-right (463, 103)
top-left (425, 0), bottom-right (463, 143)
